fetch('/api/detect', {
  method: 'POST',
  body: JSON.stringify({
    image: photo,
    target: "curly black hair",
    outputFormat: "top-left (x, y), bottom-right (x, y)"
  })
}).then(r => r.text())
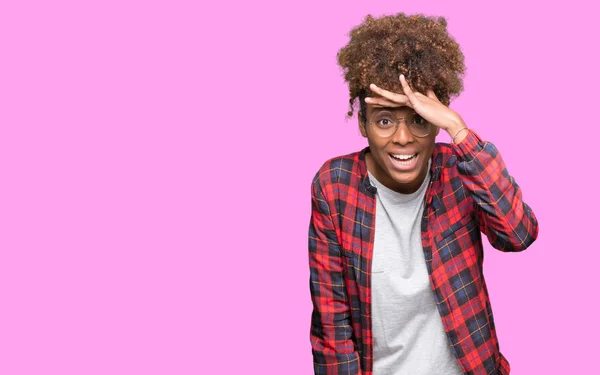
top-left (337, 13), bottom-right (466, 124)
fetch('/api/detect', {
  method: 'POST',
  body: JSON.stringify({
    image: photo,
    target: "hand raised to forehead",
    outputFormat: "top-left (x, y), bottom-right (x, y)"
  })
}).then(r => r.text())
top-left (367, 75), bottom-right (465, 136)
top-left (366, 76), bottom-right (440, 108)
top-left (365, 84), bottom-right (410, 108)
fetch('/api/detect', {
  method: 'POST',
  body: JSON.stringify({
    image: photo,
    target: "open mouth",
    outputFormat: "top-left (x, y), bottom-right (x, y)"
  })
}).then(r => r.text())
top-left (389, 153), bottom-right (418, 170)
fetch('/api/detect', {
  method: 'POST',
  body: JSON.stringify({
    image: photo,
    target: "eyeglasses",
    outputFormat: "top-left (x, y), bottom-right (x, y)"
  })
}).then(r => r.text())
top-left (367, 110), bottom-right (432, 138)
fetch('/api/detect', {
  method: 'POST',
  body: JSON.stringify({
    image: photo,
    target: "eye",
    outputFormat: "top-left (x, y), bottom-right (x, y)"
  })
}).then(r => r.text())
top-left (375, 118), bottom-right (395, 129)
top-left (414, 115), bottom-right (426, 124)
top-left (411, 115), bottom-right (429, 128)
top-left (372, 112), bottom-right (396, 128)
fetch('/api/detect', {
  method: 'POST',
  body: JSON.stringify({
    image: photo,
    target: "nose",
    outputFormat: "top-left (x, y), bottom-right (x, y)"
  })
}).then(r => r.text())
top-left (391, 119), bottom-right (415, 145)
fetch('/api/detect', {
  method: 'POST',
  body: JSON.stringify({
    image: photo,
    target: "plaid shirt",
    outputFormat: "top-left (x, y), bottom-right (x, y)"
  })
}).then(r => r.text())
top-left (308, 130), bottom-right (539, 375)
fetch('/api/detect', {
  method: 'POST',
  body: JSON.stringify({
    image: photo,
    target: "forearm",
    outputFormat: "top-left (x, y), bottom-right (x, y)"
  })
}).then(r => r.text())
top-left (451, 130), bottom-right (539, 251)
top-left (445, 118), bottom-right (469, 145)
top-left (308, 179), bottom-right (362, 374)
top-left (310, 307), bottom-right (362, 375)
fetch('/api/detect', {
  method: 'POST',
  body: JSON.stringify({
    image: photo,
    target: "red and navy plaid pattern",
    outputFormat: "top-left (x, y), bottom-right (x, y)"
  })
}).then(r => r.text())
top-left (308, 130), bottom-right (539, 375)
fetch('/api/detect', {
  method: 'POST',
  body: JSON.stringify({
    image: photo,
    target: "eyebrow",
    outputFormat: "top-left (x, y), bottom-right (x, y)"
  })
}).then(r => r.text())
top-left (371, 107), bottom-right (417, 115)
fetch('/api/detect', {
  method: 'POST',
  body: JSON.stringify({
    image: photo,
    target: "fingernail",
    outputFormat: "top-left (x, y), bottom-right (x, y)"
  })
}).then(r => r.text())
top-left (400, 74), bottom-right (405, 80)
top-left (370, 83), bottom-right (377, 88)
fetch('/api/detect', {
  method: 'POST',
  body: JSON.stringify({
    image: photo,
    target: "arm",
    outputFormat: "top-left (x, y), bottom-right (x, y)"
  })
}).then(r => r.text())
top-left (365, 74), bottom-right (538, 252)
top-left (452, 130), bottom-right (539, 251)
top-left (308, 178), bottom-right (362, 375)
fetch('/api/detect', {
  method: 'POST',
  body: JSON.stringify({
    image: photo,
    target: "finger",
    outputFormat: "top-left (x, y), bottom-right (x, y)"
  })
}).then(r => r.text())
top-left (399, 74), bottom-right (419, 104)
top-left (369, 83), bottom-right (408, 104)
top-left (365, 99), bottom-right (403, 108)
top-left (365, 96), bottom-right (410, 108)
top-left (414, 91), bottom-right (436, 104)
top-left (367, 97), bottom-right (414, 109)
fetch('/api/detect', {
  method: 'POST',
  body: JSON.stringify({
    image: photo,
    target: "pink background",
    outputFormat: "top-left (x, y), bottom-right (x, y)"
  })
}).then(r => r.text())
top-left (1, 1), bottom-right (598, 374)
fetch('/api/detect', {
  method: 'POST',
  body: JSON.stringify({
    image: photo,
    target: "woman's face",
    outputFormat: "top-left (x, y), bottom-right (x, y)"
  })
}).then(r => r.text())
top-left (359, 98), bottom-right (439, 194)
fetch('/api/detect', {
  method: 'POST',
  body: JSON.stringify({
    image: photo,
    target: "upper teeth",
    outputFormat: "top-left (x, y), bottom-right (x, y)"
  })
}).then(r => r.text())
top-left (392, 154), bottom-right (415, 160)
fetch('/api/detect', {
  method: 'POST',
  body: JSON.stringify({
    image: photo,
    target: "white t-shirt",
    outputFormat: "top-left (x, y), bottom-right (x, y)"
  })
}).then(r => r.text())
top-left (367, 158), bottom-right (463, 375)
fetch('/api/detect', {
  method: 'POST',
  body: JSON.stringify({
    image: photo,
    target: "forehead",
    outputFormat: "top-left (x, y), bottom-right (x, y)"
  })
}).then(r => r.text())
top-left (366, 104), bottom-right (416, 116)
top-left (364, 93), bottom-right (416, 115)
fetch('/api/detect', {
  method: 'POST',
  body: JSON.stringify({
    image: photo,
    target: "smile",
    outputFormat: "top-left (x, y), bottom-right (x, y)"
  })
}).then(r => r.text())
top-left (391, 153), bottom-right (416, 160)
top-left (389, 153), bottom-right (418, 170)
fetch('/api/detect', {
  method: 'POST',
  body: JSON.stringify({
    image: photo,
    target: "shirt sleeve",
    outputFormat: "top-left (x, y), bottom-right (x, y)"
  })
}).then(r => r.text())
top-left (452, 130), bottom-right (539, 251)
top-left (308, 178), bottom-right (362, 375)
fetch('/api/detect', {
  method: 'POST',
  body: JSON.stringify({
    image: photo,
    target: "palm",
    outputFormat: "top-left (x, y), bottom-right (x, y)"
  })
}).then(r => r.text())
top-left (366, 75), bottom-right (465, 133)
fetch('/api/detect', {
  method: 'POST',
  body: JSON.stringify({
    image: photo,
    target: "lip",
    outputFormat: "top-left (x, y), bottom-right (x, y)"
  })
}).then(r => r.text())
top-left (389, 152), bottom-right (419, 171)
top-left (389, 151), bottom-right (418, 156)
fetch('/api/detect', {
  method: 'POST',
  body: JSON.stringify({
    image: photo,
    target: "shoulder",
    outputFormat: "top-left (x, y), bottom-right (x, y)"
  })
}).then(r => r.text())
top-left (432, 141), bottom-right (470, 185)
top-left (311, 148), bottom-right (364, 192)
top-left (433, 141), bottom-right (458, 169)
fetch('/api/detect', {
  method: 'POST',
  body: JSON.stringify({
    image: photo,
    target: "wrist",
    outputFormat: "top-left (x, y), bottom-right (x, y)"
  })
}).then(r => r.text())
top-left (445, 118), bottom-right (465, 135)
top-left (446, 121), bottom-right (468, 144)
top-left (451, 127), bottom-right (469, 144)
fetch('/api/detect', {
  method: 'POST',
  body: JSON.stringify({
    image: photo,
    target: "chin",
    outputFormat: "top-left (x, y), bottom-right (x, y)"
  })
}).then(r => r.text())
top-left (386, 157), bottom-right (422, 179)
top-left (390, 171), bottom-right (420, 185)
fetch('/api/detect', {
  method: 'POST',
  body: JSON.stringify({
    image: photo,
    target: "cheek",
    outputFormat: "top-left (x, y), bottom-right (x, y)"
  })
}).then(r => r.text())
top-left (366, 135), bottom-right (384, 149)
top-left (366, 139), bottom-right (388, 163)
top-left (423, 136), bottom-right (437, 151)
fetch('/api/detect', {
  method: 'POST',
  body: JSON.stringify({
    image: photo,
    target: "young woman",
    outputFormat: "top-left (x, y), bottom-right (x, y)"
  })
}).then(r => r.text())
top-left (308, 13), bottom-right (538, 375)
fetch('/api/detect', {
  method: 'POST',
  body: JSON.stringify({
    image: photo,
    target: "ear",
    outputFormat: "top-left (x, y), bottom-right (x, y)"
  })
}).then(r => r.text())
top-left (358, 112), bottom-right (368, 138)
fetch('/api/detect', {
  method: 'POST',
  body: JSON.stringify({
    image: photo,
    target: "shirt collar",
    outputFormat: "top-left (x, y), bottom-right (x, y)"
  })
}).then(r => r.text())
top-left (358, 145), bottom-right (444, 196)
